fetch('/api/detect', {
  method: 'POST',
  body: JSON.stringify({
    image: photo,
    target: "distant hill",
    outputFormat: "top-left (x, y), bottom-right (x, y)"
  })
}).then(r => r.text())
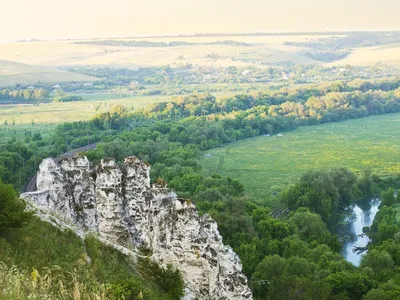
top-left (0, 60), bottom-right (97, 86)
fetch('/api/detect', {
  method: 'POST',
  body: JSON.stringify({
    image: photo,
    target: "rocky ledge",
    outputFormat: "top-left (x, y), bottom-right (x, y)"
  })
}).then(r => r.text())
top-left (21, 155), bottom-right (252, 300)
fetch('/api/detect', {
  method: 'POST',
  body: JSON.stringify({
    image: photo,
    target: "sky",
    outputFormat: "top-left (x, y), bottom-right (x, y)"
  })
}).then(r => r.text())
top-left (1, 0), bottom-right (400, 41)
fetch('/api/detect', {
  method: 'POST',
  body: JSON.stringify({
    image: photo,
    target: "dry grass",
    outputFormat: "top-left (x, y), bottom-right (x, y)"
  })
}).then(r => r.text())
top-left (0, 36), bottom-right (326, 71)
top-left (0, 263), bottom-right (108, 300)
top-left (0, 60), bottom-right (96, 86)
top-left (327, 44), bottom-right (400, 67)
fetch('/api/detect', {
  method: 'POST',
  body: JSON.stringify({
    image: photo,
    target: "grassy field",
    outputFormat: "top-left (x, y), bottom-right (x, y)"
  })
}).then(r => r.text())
top-left (3, 34), bottom-right (400, 85)
top-left (0, 94), bottom-right (171, 125)
top-left (0, 89), bottom-right (243, 144)
top-left (3, 34), bottom-right (400, 83)
top-left (0, 36), bottom-right (324, 70)
top-left (0, 94), bottom-right (171, 143)
top-left (328, 43), bottom-right (400, 67)
top-left (0, 60), bottom-right (96, 86)
top-left (201, 113), bottom-right (400, 204)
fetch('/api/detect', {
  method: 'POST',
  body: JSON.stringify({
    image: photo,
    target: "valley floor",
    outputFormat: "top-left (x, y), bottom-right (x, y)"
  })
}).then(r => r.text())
top-left (201, 113), bottom-right (400, 204)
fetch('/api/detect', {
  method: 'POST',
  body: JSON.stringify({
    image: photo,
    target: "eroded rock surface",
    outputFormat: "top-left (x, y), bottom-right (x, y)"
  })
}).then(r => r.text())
top-left (21, 155), bottom-right (252, 299)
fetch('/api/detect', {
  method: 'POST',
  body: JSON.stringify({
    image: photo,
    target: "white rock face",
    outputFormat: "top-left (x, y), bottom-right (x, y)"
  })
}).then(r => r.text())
top-left (21, 155), bottom-right (252, 300)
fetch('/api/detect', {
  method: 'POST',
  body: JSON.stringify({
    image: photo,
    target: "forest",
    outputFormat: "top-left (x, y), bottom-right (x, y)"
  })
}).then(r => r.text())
top-left (2, 77), bottom-right (400, 298)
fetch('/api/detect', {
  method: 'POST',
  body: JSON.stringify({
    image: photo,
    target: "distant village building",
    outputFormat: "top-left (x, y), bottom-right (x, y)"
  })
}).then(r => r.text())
top-left (281, 73), bottom-right (289, 80)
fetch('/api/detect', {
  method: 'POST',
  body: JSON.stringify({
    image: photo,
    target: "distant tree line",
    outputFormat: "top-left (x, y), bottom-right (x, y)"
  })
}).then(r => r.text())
top-left (0, 88), bottom-right (49, 102)
top-left (75, 39), bottom-right (249, 47)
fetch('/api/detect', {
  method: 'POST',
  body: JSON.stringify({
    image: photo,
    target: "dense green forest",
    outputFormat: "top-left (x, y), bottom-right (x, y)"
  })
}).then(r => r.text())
top-left (3, 77), bottom-right (400, 298)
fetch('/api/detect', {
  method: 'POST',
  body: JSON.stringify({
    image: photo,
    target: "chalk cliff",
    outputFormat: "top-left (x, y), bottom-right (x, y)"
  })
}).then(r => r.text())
top-left (21, 155), bottom-right (252, 299)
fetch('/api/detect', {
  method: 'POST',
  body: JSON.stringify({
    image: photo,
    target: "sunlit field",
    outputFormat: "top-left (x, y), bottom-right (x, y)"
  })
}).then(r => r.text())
top-left (0, 94), bottom-right (171, 142)
top-left (0, 60), bottom-right (96, 86)
top-left (328, 43), bottom-right (400, 67)
top-left (201, 113), bottom-right (400, 202)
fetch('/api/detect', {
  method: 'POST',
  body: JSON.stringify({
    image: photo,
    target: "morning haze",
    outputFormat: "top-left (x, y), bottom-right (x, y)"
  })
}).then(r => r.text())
top-left (2, 1), bottom-right (400, 299)
top-left (2, 0), bottom-right (400, 40)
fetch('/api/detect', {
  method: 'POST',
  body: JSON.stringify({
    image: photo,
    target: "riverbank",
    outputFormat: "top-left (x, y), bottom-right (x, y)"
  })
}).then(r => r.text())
top-left (338, 198), bottom-right (381, 266)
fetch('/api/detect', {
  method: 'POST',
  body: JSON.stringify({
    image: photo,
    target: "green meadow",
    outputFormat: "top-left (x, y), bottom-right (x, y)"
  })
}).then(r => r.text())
top-left (0, 94), bottom-right (172, 143)
top-left (201, 113), bottom-right (400, 203)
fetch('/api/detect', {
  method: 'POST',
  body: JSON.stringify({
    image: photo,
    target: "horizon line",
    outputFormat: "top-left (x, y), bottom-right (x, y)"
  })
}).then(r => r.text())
top-left (6, 29), bottom-right (400, 43)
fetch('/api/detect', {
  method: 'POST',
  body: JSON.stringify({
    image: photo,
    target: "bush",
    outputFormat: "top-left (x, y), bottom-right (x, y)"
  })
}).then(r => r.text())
top-left (138, 258), bottom-right (184, 300)
top-left (0, 181), bottom-right (31, 230)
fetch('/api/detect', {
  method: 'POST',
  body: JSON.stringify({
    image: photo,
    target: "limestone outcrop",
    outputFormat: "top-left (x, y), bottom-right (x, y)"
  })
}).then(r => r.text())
top-left (21, 155), bottom-right (252, 299)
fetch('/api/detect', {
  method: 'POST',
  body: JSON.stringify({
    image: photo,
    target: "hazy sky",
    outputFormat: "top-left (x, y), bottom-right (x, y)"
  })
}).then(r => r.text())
top-left (1, 0), bottom-right (400, 40)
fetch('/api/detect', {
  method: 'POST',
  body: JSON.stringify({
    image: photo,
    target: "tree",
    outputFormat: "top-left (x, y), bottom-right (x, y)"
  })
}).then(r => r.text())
top-left (381, 188), bottom-right (395, 206)
top-left (53, 89), bottom-right (66, 102)
top-left (324, 271), bottom-right (373, 300)
top-left (361, 249), bottom-right (394, 274)
top-left (0, 181), bottom-right (31, 230)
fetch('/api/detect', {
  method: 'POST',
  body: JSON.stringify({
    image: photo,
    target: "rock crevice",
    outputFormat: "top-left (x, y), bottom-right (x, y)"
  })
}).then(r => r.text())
top-left (21, 155), bottom-right (252, 300)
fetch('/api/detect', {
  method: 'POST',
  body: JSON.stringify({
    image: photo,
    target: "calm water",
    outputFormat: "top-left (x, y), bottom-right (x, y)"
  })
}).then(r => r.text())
top-left (341, 198), bottom-right (381, 266)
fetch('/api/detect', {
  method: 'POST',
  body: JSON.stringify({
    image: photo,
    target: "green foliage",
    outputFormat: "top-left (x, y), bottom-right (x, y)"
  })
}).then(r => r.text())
top-left (3, 77), bottom-right (400, 299)
top-left (0, 263), bottom-right (109, 299)
top-left (361, 250), bottom-right (394, 276)
top-left (0, 87), bottom-right (49, 103)
top-left (0, 181), bottom-right (31, 230)
top-left (381, 188), bottom-right (396, 206)
top-left (54, 94), bottom-right (83, 103)
top-left (364, 277), bottom-right (400, 300)
top-left (137, 258), bottom-right (184, 300)
top-left (0, 216), bottom-right (181, 299)
top-left (201, 113), bottom-right (400, 200)
top-left (281, 168), bottom-right (358, 222)
top-left (324, 271), bottom-right (374, 300)
top-left (368, 206), bottom-right (400, 245)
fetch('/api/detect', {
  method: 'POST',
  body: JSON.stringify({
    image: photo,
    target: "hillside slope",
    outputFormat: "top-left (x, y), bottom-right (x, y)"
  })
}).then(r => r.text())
top-left (0, 60), bottom-right (97, 86)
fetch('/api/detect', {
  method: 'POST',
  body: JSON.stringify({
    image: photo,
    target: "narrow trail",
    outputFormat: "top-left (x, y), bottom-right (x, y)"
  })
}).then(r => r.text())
top-left (217, 157), bottom-right (224, 173)
top-left (271, 207), bottom-right (286, 218)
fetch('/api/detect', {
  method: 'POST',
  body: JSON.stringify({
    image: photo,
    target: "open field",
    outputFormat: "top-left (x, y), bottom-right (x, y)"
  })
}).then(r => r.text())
top-left (0, 36), bottom-right (327, 71)
top-left (0, 89), bottom-right (241, 144)
top-left (201, 113), bottom-right (400, 202)
top-left (0, 94), bottom-right (170, 125)
top-left (0, 60), bottom-right (96, 86)
top-left (0, 94), bottom-right (171, 142)
top-left (3, 34), bottom-right (400, 84)
top-left (328, 44), bottom-right (400, 67)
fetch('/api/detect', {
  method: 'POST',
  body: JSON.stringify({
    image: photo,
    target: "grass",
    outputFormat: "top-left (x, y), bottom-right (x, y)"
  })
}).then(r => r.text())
top-left (0, 216), bottom-right (180, 299)
top-left (0, 95), bottom-right (171, 125)
top-left (201, 113), bottom-right (400, 204)
top-left (0, 36), bottom-right (325, 70)
top-left (0, 60), bottom-right (96, 86)
top-left (0, 90), bottom-right (243, 144)
top-left (0, 94), bottom-right (171, 143)
top-left (328, 43), bottom-right (400, 67)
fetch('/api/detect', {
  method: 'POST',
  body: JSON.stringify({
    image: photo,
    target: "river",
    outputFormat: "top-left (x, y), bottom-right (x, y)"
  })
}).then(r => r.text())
top-left (340, 198), bottom-right (381, 266)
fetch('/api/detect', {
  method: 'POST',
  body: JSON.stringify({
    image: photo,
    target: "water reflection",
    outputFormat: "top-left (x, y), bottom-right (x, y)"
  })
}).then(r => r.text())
top-left (341, 198), bottom-right (381, 266)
